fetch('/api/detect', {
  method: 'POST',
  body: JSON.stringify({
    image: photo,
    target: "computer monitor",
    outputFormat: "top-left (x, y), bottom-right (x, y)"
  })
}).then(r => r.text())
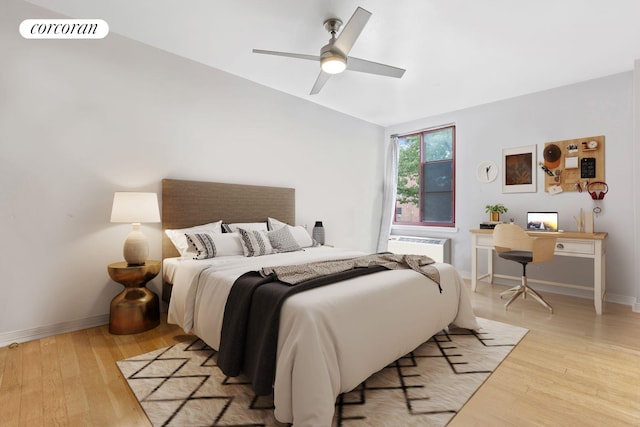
top-left (526, 212), bottom-right (558, 232)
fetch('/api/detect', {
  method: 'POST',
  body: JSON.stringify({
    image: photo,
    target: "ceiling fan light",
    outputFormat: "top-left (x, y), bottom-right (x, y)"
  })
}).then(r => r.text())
top-left (321, 55), bottom-right (346, 74)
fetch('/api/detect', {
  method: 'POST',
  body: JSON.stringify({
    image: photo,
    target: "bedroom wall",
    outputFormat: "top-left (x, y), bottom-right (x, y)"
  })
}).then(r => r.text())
top-left (386, 71), bottom-right (638, 308)
top-left (0, 0), bottom-right (384, 344)
top-left (634, 59), bottom-right (640, 311)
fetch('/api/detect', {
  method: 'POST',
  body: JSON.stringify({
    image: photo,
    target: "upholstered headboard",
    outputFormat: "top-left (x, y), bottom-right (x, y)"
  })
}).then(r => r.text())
top-left (161, 179), bottom-right (295, 259)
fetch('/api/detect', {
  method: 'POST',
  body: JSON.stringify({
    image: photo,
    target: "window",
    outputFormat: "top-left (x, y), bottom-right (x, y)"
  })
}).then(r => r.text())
top-left (394, 125), bottom-right (455, 227)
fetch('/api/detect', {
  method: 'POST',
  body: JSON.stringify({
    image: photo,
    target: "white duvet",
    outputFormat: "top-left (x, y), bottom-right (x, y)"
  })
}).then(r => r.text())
top-left (166, 247), bottom-right (478, 426)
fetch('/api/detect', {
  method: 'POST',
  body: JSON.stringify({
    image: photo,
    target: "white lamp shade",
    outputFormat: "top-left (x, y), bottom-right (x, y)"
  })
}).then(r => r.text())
top-left (111, 192), bottom-right (160, 265)
top-left (110, 192), bottom-right (160, 224)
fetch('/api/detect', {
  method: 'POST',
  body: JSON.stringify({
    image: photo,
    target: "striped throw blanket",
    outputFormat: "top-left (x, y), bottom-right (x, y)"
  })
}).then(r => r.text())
top-left (260, 252), bottom-right (441, 291)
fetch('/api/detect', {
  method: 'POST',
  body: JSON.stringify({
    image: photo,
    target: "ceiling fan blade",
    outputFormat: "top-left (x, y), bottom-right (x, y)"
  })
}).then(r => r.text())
top-left (333, 7), bottom-right (371, 55)
top-left (310, 71), bottom-right (331, 95)
top-left (253, 49), bottom-right (320, 62)
top-left (347, 57), bottom-right (406, 78)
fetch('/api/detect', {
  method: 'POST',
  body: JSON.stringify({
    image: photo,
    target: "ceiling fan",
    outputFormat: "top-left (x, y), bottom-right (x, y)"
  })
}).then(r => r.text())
top-left (253, 6), bottom-right (406, 95)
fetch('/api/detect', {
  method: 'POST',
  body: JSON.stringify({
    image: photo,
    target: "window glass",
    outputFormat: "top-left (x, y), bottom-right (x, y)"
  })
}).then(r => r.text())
top-left (421, 191), bottom-right (452, 223)
top-left (423, 127), bottom-right (453, 161)
top-left (395, 135), bottom-right (420, 223)
top-left (423, 160), bottom-right (452, 192)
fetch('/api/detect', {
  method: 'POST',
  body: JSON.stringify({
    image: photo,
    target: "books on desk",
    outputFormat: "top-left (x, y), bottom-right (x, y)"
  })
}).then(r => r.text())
top-left (479, 221), bottom-right (503, 229)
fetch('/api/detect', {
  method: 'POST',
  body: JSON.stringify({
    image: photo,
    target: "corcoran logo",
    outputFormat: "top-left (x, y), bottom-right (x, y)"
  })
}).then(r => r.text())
top-left (20, 19), bottom-right (109, 39)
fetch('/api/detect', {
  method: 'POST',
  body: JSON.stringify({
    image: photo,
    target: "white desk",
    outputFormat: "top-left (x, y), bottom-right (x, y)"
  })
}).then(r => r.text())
top-left (470, 229), bottom-right (607, 314)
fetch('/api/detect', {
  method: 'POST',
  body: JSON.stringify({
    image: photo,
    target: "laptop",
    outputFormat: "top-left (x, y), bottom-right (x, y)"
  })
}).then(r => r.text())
top-left (526, 212), bottom-right (558, 232)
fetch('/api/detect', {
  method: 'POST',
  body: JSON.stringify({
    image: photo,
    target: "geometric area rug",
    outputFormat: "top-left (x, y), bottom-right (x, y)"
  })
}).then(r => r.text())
top-left (117, 318), bottom-right (527, 427)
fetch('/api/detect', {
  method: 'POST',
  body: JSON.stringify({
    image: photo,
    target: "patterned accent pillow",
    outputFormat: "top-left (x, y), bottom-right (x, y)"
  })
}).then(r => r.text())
top-left (185, 233), bottom-right (217, 259)
top-left (237, 228), bottom-right (274, 257)
top-left (268, 225), bottom-right (302, 253)
top-left (165, 220), bottom-right (223, 256)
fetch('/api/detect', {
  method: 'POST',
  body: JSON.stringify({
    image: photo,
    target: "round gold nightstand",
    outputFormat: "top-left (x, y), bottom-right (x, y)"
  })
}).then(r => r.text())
top-left (107, 260), bottom-right (161, 335)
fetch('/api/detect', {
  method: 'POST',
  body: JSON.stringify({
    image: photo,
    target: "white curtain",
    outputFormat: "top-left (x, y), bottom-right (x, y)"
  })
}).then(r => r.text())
top-left (376, 135), bottom-right (399, 252)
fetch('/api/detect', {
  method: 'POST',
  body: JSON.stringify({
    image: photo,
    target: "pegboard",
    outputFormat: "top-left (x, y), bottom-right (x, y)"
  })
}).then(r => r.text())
top-left (543, 135), bottom-right (605, 193)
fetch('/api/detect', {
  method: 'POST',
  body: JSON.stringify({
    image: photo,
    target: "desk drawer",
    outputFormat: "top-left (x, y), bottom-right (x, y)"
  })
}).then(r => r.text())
top-left (476, 234), bottom-right (494, 247)
top-left (555, 239), bottom-right (594, 255)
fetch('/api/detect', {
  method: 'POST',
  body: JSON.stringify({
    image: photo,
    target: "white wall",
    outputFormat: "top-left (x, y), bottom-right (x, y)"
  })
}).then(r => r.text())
top-left (386, 72), bottom-right (638, 307)
top-left (0, 0), bottom-right (384, 344)
top-left (634, 59), bottom-right (640, 311)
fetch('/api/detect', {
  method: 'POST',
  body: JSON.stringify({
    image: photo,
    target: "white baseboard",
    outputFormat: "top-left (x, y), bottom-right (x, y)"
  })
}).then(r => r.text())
top-left (459, 271), bottom-right (638, 309)
top-left (606, 293), bottom-right (638, 307)
top-left (0, 314), bottom-right (109, 348)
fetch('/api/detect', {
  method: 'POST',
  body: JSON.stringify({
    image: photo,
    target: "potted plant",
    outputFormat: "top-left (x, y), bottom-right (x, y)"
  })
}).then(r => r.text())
top-left (485, 204), bottom-right (508, 222)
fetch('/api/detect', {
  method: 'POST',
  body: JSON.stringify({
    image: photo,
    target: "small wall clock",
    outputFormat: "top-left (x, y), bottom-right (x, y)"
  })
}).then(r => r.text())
top-left (476, 161), bottom-right (498, 183)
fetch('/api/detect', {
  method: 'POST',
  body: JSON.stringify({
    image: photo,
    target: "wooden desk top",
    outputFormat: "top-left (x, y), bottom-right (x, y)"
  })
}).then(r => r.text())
top-left (470, 229), bottom-right (608, 240)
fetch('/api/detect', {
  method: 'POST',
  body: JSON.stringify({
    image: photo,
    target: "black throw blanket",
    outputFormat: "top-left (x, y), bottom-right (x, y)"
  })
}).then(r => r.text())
top-left (217, 265), bottom-right (388, 395)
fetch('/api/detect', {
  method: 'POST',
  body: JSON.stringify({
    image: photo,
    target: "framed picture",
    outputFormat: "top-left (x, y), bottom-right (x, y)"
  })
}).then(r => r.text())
top-left (502, 144), bottom-right (536, 193)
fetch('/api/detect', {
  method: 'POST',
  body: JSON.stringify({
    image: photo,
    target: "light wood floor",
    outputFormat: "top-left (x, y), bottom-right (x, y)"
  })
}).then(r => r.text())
top-left (1, 282), bottom-right (639, 426)
top-left (452, 283), bottom-right (640, 427)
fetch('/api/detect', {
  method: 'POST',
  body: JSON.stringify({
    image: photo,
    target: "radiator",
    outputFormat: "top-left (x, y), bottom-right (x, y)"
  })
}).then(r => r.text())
top-left (387, 235), bottom-right (451, 263)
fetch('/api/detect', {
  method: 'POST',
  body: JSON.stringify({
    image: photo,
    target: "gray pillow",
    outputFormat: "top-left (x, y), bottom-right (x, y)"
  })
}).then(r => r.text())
top-left (268, 226), bottom-right (302, 253)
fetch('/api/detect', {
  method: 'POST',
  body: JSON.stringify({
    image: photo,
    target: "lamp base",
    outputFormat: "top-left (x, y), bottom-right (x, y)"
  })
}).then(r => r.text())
top-left (123, 223), bottom-right (149, 266)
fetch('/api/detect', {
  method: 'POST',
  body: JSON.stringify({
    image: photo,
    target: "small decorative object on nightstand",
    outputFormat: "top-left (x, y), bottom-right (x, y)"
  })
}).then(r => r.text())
top-left (312, 221), bottom-right (325, 245)
top-left (107, 260), bottom-right (161, 334)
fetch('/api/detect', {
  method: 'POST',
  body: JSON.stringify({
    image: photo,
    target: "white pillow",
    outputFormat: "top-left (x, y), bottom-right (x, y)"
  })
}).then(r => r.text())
top-left (288, 225), bottom-right (316, 248)
top-left (185, 232), bottom-right (244, 259)
top-left (222, 222), bottom-right (268, 233)
top-left (237, 228), bottom-right (274, 257)
top-left (267, 217), bottom-right (288, 231)
top-left (165, 220), bottom-right (223, 256)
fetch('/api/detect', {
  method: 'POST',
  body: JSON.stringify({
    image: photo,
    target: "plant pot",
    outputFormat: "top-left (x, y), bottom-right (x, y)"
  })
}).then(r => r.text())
top-left (490, 212), bottom-right (500, 222)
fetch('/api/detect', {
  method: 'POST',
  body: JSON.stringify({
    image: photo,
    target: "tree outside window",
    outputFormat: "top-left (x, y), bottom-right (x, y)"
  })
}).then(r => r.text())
top-left (395, 125), bottom-right (455, 227)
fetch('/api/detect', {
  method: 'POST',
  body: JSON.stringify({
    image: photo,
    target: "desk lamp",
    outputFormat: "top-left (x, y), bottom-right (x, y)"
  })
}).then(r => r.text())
top-left (110, 192), bottom-right (160, 266)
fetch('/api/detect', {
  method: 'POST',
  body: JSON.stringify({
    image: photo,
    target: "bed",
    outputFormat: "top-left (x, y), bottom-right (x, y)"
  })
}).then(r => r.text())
top-left (161, 178), bottom-right (478, 426)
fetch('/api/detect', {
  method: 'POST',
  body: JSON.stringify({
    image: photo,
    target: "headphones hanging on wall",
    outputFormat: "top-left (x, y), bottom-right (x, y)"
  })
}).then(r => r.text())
top-left (587, 181), bottom-right (608, 200)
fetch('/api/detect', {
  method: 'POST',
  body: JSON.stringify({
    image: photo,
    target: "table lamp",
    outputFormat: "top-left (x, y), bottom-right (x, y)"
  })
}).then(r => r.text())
top-left (110, 192), bottom-right (160, 266)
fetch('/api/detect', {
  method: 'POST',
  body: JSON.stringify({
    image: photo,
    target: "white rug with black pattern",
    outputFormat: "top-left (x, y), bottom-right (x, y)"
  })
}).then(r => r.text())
top-left (117, 318), bottom-right (527, 426)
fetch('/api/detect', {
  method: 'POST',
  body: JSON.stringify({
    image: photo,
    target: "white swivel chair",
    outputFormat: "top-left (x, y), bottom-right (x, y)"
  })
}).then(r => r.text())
top-left (493, 223), bottom-right (557, 313)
